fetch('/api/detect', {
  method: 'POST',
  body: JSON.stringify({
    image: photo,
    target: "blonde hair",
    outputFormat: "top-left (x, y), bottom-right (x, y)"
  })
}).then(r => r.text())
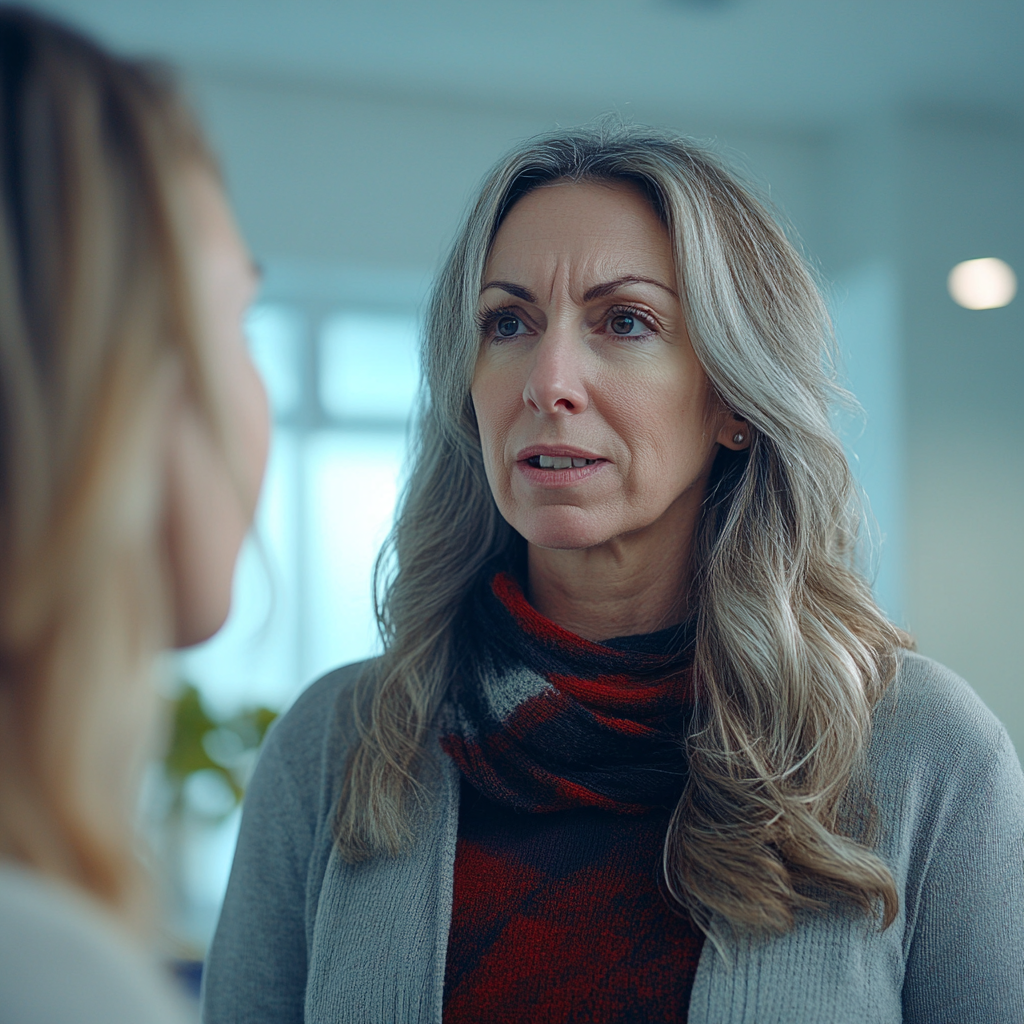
top-left (339, 123), bottom-right (910, 937)
top-left (0, 7), bottom-right (216, 917)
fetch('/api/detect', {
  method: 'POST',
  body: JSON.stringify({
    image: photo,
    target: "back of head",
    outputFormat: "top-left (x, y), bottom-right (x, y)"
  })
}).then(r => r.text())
top-left (0, 5), bottom-right (210, 917)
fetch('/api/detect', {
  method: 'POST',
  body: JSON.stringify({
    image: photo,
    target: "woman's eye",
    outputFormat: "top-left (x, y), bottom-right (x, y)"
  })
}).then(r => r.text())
top-left (491, 314), bottom-right (529, 339)
top-left (607, 312), bottom-right (652, 336)
top-left (497, 315), bottom-right (520, 337)
top-left (477, 308), bottom-right (532, 342)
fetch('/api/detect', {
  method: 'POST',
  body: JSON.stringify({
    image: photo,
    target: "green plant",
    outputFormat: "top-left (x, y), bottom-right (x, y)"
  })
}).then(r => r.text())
top-left (163, 683), bottom-right (277, 819)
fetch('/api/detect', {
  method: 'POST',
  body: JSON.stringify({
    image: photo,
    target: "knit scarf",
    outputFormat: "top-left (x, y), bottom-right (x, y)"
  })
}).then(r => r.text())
top-left (440, 571), bottom-right (695, 814)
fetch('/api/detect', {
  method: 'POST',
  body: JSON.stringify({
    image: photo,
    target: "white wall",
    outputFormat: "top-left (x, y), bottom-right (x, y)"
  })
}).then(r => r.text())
top-left (189, 73), bottom-right (549, 274)
top-left (899, 113), bottom-right (1024, 749)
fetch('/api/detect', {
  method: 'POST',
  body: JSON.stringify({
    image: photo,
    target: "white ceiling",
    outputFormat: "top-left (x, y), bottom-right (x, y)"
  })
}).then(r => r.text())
top-left (25, 0), bottom-right (1024, 127)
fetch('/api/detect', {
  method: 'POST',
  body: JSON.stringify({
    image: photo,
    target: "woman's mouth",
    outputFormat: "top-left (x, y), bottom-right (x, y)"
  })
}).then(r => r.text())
top-left (528, 455), bottom-right (599, 470)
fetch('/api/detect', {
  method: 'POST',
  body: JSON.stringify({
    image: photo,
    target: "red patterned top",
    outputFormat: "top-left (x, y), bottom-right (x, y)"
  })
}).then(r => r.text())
top-left (441, 573), bottom-right (704, 1022)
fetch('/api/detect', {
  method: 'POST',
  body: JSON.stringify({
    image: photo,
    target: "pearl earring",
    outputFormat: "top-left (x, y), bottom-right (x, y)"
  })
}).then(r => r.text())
top-left (733, 432), bottom-right (745, 444)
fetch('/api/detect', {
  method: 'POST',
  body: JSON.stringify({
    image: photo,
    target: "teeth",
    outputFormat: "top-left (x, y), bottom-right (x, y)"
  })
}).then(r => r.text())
top-left (536, 454), bottom-right (595, 469)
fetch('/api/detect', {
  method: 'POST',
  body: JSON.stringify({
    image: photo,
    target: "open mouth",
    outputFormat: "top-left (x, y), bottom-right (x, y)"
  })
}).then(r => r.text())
top-left (527, 455), bottom-right (599, 470)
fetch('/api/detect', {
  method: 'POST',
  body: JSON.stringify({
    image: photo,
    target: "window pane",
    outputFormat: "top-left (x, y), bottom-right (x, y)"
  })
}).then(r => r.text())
top-left (319, 311), bottom-right (420, 421)
top-left (303, 429), bottom-right (408, 683)
top-left (247, 304), bottom-right (304, 418)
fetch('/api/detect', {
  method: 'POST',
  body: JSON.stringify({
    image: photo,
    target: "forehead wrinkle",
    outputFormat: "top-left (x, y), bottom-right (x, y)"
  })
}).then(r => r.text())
top-left (483, 198), bottom-right (676, 310)
top-left (555, 249), bottom-right (672, 308)
top-left (481, 248), bottom-right (573, 307)
top-left (487, 252), bottom-right (668, 311)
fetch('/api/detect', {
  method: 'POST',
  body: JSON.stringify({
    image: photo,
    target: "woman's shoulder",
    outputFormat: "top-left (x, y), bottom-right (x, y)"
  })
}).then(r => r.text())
top-left (868, 650), bottom-right (1024, 841)
top-left (262, 659), bottom-right (373, 771)
top-left (0, 863), bottom-right (190, 1024)
top-left (244, 658), bottom-right (375, 833)
top-left (872, 650), bottom-right (1018, 766)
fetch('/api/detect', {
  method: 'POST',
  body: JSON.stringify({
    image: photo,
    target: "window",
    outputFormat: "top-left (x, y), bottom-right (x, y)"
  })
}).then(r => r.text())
top-left (167, 295), bottom-right (422, 948)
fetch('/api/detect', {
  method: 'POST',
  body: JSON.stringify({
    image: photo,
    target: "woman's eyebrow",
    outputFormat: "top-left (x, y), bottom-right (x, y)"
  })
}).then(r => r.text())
top-left (583, 276), bottom-right (677, 301)
top-left (479, 280), bottom-right (536, 302)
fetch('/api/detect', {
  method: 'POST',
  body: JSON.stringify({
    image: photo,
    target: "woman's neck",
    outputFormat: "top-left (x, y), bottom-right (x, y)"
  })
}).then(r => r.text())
top-left (525, 528), bottom-right (693, 642)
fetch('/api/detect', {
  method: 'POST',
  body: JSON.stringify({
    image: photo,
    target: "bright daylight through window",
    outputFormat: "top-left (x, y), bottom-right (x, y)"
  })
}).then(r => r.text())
top-left (159, 301), bottom-right (419, 949)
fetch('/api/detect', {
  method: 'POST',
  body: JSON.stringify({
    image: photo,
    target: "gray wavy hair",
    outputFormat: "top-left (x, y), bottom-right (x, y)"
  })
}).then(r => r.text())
top-left (338, 122), bottom-right (909, 937)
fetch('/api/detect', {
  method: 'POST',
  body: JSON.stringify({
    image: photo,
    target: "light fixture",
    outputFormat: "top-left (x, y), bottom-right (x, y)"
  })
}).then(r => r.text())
top-left (947, 257), bottom-right (1017, 310)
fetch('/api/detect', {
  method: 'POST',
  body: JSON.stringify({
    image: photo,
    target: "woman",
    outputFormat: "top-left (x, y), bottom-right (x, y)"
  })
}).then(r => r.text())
top-left (0, 8), bottom-right (269, 1022)
top-left (205, 125), bottom-right (1024, 1023)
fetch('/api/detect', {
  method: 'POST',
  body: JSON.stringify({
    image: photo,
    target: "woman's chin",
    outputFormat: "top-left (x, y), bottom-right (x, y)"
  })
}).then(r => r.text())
top-left (514, 508), bottom-right (614, 552)
top-left (172, 592), bottom-right (232, 649)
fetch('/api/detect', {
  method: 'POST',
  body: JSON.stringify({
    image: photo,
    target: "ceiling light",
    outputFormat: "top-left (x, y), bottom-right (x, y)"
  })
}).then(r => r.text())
top-left (947, 257), bottom-right (1017, 310)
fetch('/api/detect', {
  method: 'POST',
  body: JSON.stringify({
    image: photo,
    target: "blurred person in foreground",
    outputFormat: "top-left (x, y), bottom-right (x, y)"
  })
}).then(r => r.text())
top-left (0, 7), bottom-right (269, 1022)
top-left (205, 126), bottom-right (1024, 1023)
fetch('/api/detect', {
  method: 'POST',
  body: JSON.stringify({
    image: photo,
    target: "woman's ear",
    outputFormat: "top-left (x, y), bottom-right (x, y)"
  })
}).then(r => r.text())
top-left (717, 413), bottom-right (751, 450)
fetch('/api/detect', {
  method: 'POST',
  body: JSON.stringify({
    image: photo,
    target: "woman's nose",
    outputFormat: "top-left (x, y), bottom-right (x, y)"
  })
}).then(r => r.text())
top-left (521, 328), bottom-right (589, 415)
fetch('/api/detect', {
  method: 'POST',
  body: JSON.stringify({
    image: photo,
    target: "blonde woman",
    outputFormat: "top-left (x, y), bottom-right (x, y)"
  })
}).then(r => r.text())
top-left (0, 8), bottom-right (268, 1022)
top-left (206, 126), bottom-right (1024, 1023)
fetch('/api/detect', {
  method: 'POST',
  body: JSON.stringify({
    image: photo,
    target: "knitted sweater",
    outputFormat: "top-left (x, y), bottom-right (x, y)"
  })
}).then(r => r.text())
top-left (202, 652), bottom-right (1024, 1023)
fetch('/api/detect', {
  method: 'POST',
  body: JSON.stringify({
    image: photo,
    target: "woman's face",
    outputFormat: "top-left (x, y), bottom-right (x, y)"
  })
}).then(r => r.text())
top-left (472, 180), bottom-right (741, 556)
top-left (165, 168), bottom-right (269, 647)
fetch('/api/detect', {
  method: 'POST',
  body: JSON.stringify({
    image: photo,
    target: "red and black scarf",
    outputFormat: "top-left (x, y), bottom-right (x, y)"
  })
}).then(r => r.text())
top-left (440, 571), bottom-right (696, 813)
top-left (440, 572), bottom-right (705, 1023)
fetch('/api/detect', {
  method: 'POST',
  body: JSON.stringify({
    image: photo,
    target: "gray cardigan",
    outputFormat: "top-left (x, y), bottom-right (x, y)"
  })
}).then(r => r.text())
top-left (203, 652), bottom-right (1024, 1023)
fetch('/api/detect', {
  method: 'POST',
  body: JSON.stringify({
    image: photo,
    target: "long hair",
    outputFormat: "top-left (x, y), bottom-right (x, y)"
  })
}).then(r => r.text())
top-left (0, 7), bottom-right (216, 918)
top-left (338, 122), bottom-right (909, 936)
